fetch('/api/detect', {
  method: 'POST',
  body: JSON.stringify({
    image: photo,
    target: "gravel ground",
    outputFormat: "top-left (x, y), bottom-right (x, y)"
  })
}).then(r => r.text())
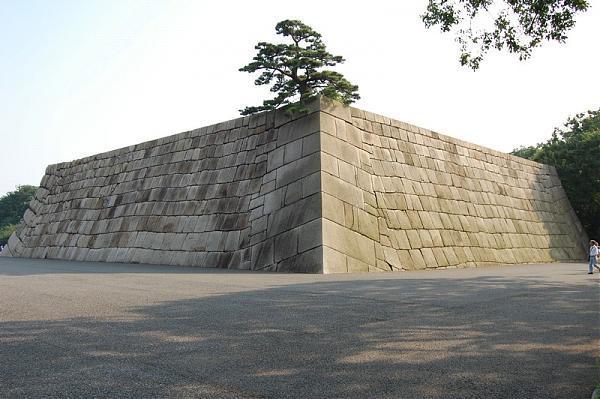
top-left (0, 257), bottom-right (598, 398)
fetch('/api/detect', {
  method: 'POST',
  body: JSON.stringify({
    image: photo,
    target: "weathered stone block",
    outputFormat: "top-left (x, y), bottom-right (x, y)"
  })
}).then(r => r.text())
top-left (302, 133), bottom-right (320, 156)
top-left (302, 172), bottom-right (320, 198)
top-left (267, 146), bottom-right (284, 172)
top-left (322, 219), bottom-right (375, 266)
top-left (284, 180), bottom-right (303, 205)
top-left (267, 194), bottom-right (320, 238)
top-left (322, 193), bottom-right (345, 226)
top-left (323, 246), bottom-right (347, 273)
top-left (274, 229), bottom-right (298, 262)
top-left (347, 256), bottom-right (370, 272)
top-left (251, 239), bottom-right (274, 270)
top-left (276, 246), bottom-right (322, 273)
top-left (276, 152), bottom-right (319, 188)
top-left (298, 219), bottom-right (322, 252)
top-left (322, 173), bottom-right (364, 208)
top-left (283, 140), bottom-right (303, 164)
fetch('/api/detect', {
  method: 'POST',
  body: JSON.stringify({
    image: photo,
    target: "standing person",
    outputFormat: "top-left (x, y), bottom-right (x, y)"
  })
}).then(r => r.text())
top-left (588, 240), bottom-right (599, 274)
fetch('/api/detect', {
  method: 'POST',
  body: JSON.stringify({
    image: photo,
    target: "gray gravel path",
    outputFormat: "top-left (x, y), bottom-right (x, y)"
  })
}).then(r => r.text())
top-left (0, 258), bottom-right (598, 398)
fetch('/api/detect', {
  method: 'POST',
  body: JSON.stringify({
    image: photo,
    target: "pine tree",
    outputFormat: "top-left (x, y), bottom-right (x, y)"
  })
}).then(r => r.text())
top-left (239, 20), bottom-right (360, 115)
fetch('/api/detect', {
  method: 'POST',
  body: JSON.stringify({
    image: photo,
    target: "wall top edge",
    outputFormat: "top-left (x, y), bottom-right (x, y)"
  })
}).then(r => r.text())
top-left (339, 100), bottom-right (554, 173)
top-left (45, 99), bottom-right (322, 173)
top-left (44, 95), bottom-right (550, 174)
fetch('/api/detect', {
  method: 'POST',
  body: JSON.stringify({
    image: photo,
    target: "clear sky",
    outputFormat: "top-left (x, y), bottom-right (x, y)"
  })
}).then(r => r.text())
top-left (1, 1), bottom-right (598, 196)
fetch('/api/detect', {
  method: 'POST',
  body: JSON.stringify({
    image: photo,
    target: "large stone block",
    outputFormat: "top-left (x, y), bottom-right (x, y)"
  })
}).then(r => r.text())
top-left (322, 219), bottom-right (375, 266)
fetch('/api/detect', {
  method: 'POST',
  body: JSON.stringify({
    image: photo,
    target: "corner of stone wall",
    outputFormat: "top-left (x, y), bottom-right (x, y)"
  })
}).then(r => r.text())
top-left (317, 99), bottom-right (381, 273)
top-left (5, 96), bottom-right (588, 273)
top-left (250, 105), bottom-right (324, 273)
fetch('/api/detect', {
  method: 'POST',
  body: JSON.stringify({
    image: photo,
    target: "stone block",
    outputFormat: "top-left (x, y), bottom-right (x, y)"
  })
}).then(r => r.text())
top-left (322, 193), bottom-right (345, 226)
top-left (338, 160), bottom-right (356, 185)
top-left (321, 173), bottom-right (364, 208)
top-left (298, 219), bottom-right (322, 252)
top-left (322, 153), bottom-right (339, 177)
top-left (383, 247), bottom-right (403, 270)
top-left (406, 230), bottom-right (422, 248)
top-left (274, 229), bottom-right (298, 262)
top-left (431, 247), bottom-right (449, 267)
top-left (284, 180), bottom-right (303, 205)
top-left (344, 203), bottom-right (354, 228)
top-left (276, 246), bottom-right (322, 273)
top-left (283, 140), bottom-right (303, 164)
top-left (322, 219), bottom-right (375, 265)
top-left (356, 169), bottom-right (372, 192)
top-left (302, 172), bottom-right (321, 198)
top-left (409, 249), bottom-right (426, 270)
top-left (321, 133), bottom-right (361, 167)
top-left (442, 247), bottom-right (459, 265)
top-left (251, 239), bottom-right (274, 270)
top-left (267, 194), bottom-right (320, 238)
top-left (276, 112), bottom-right (320, 146)
top-left (355, 209), bottom-right (379, 241)
top-left (263, 188), bottom-right (285, 214)
top-left (251, 215), bottom-right (268, 234)
top-left (320, 112), bottom-right (337, 136)
top-left (323, 246), bottom-right (347, 273)
top-left (320, 97), bottom-right (352, 123)
top-left (347, 256), bottom-right (370, 272)
top-left (276, 152), bottom-right (319, 188)
top-left (267, 146), bottom-right (284, 172)
top-left (302, 132), bottom-right (320, 156)
top-left (420, 247), bottom-right (438, 268)
top-left (224, 231), bottom-right (241, 251)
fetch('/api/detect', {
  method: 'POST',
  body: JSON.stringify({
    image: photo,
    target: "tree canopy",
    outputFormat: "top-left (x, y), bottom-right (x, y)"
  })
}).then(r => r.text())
top-left (421, 0), bottom-right (590, 69)
top-left (511, 109), bottom-right (600, 239)
top-left (239, 19), bottom-right (359, 115)
top-left (0, 185), bottom-right (37, 246)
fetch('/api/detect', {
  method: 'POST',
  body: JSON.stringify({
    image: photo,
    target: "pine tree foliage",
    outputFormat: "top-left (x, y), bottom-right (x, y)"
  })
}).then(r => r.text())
top-left (421, 0), bottom-right (590, 69)
top-left (239, 20), bottom-right (360, 115)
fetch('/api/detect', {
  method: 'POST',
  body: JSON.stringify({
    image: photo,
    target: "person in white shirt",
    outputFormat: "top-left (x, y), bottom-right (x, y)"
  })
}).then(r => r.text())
top-left (588, 240), bottom-right (599, 274)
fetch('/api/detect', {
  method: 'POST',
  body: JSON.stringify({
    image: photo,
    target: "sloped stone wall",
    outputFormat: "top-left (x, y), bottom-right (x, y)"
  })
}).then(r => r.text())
top-left (3, 98), bottom-right (587, 272)
top-left (3, 106), bottom-right (324, 272)
top-left (318, 100), bottom-right (587, 272)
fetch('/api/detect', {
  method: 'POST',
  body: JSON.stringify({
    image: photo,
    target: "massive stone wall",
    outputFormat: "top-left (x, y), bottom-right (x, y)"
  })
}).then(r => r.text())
top-left (318, 100), bottom-right (587, 272)
top-left (3, 105), bottom-right (324, 272)
top-left (2, 98), bottom-right (588, 272)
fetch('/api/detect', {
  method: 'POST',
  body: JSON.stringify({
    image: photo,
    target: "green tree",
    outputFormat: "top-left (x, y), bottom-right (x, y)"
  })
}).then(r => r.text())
top-left (421, 0), bottom-right (590, 69)
top-left (511, 145), bottom-right (538, 160)
top-left (239, 19), bottom-right (360, 115)
top-left (0, 185), bottom-right (37, 234)
top-left (511, 109), bottom-right (600, 239)
top-left (0, 224), bottom-right (17, 247)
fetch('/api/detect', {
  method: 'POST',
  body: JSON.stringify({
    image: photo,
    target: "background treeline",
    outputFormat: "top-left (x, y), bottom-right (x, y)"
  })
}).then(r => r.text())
top-left (512, 109), bottom-right (600, 240)
top-left (0, 185), bottom-right (37, 246)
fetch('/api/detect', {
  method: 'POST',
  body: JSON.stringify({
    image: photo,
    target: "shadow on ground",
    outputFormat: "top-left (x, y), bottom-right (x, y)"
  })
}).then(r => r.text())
top-left (1, 273), bottom-right (598, 398)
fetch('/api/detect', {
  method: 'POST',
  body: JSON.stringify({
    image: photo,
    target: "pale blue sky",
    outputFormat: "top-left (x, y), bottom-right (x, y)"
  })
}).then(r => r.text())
top-left (1, 1), bottom-right (599, 196)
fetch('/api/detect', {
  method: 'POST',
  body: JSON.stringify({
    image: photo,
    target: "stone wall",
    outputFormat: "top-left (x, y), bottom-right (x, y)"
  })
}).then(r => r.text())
top-left (2, 104), bottom-right (324, 272)
top-left (319, 100), bottom-right (587, 272)
top-left (3, 98), bottom-right (588, 272)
